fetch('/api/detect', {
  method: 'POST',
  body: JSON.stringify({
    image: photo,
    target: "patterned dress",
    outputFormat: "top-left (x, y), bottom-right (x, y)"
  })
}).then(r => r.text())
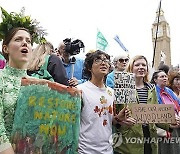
top-left (0, 65), bottom-right (27, 152)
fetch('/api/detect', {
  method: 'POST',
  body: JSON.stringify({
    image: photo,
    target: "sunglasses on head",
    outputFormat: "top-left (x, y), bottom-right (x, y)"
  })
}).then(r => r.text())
top-left (118, 58), bottom-right (129, 63)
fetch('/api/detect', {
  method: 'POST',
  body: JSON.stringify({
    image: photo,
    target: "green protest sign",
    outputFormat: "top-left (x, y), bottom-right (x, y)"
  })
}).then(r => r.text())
top-left (11, 80), bottom-right (81, 154)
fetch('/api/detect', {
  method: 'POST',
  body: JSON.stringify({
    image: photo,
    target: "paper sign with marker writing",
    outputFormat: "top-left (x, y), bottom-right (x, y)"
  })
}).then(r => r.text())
top-left (131, 104), bottom-right (176, 123)
top-left (114, 72), bottom-right (136, 104)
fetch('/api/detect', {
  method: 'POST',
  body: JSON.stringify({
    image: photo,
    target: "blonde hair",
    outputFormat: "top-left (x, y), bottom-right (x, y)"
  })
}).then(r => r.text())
top-left (126, 55), bottom-right (149, 82)
top-left (57, 42), bottom-right (65, 55)
top-left (28, 42), bottom-right (53, 71)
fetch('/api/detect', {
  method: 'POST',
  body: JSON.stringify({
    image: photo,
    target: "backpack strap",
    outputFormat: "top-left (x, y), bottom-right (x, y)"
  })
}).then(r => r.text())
top-left (40, 55), bottom-right (50, 70)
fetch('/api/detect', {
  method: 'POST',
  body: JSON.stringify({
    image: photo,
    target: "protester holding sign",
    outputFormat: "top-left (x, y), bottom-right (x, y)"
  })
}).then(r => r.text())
top-left (0, 27), bottom-right (33, 154)
top-left (114, 55), bottom-right (178, 154)
top-left (151, 70), bottom-right (180, 154)
top-left (77, 50), bottom-right (133, 154)
top-left (106, 52), bottom-right (129, 88)
top-left (0, 7), bottom-right (45, 154)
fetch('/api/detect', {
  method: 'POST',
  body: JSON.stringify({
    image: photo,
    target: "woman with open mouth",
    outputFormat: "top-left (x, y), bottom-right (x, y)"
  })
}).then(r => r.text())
top-left (0, 27), bottom-right (32, 154)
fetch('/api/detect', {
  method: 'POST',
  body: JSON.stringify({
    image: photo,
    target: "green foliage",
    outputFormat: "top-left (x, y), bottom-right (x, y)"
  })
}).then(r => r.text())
top-left (0, 7), bottom-right (47, 44)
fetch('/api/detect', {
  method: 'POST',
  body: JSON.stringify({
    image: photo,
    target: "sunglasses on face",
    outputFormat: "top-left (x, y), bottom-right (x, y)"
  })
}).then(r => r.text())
top-left (118, 58), bottom-right (129, 63)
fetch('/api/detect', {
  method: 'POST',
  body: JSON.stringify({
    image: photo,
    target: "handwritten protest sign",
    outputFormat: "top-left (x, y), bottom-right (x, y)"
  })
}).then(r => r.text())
top-left (131, 104), bottom-right (176, 123)
top-left (114, 72), bottom-right (136, 104)
top-left (11, 79), bottom-right (81, 154)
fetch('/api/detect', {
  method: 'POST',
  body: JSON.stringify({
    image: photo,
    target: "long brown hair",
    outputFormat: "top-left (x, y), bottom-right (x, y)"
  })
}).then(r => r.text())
top-left (2, 27), bottom-right (31, 61)
top-left (168, 70), bottom-right (180, 90)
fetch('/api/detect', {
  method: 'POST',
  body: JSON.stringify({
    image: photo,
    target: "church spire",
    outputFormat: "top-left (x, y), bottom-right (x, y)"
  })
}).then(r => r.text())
top-left (152, 7), bottom-right (171, 70)
top-left (154, 8), bottom-right (166, 23)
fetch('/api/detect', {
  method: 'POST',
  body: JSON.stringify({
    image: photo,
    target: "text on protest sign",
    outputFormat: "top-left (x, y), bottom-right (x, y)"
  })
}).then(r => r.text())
top-left (114, 72), bottom-right (136, 104)
top-left (131, 104), bottom-right (176, 123)
top-left (11, 82), bottom-right (81, 154)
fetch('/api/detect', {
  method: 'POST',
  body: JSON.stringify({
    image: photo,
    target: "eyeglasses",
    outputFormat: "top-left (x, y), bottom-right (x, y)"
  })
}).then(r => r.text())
top-left (118, 58), bottom-right (129, 63)
top-left (94, 58), bottom-right (110, 64)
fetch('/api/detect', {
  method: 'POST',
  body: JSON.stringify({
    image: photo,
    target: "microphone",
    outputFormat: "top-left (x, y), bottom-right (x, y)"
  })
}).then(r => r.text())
top-left (70, 56), bottom-right (76, 79)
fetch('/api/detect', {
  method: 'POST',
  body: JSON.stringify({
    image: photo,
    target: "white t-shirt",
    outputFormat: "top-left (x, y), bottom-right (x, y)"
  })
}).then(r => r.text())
top-left (77, 81), bottom-right (114, 154)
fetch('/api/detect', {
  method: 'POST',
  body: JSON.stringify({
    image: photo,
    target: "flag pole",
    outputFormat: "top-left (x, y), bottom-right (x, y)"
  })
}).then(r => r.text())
top-left (152, 0), bottom-right (162, 68)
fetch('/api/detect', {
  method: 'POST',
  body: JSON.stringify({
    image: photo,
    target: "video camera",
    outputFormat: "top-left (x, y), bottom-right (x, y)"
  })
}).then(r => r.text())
top-left (63, 38), bottom-right (85, 56)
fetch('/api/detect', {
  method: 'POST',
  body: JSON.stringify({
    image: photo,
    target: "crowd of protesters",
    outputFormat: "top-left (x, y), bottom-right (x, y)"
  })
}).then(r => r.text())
top-left (1, 35), bottom-right (180, 153)
top-left (0, 9), bottom-right (180, 154)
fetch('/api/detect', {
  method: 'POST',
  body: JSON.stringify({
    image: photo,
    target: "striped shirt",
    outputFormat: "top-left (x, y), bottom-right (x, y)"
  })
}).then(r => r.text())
top-left (136, 86), bottom-right (148, 104)
top-left (136, 84), bottom-right (152, 153)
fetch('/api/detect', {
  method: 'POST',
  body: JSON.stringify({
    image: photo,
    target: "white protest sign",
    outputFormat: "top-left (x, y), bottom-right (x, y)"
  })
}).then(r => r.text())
top-left (114, 72), bottom-right (136, 104)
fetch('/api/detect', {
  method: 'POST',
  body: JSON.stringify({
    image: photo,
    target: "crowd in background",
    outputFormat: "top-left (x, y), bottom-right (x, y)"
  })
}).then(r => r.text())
top-left (0, 27), bottom-right (180, 154)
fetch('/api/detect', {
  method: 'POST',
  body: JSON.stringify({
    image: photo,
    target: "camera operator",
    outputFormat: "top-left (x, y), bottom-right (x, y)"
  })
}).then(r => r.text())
top-left (58, 39), bottom-right (85, 87)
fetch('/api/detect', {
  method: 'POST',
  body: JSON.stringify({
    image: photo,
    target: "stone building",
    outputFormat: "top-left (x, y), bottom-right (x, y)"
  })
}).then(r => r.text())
top-left (152, 9), bottom-right (171, 70)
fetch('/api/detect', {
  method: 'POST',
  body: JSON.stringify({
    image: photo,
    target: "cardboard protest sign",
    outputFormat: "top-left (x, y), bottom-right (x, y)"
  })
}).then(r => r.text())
top-left (114, 72), bottom-right (136, 104)
top-left (131, 104), bottom-right (176, 123)
top-left (11, 78), bottom-right (81, 154)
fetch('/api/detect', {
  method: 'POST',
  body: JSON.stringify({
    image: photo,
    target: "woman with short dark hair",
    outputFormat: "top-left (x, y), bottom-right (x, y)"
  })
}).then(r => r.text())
top-left (77, 50), bottom-right (133, 153)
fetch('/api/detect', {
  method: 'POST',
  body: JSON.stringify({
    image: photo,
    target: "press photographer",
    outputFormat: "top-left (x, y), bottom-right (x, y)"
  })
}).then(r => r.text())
top-left (58, 38), bottom-right (85, 86)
